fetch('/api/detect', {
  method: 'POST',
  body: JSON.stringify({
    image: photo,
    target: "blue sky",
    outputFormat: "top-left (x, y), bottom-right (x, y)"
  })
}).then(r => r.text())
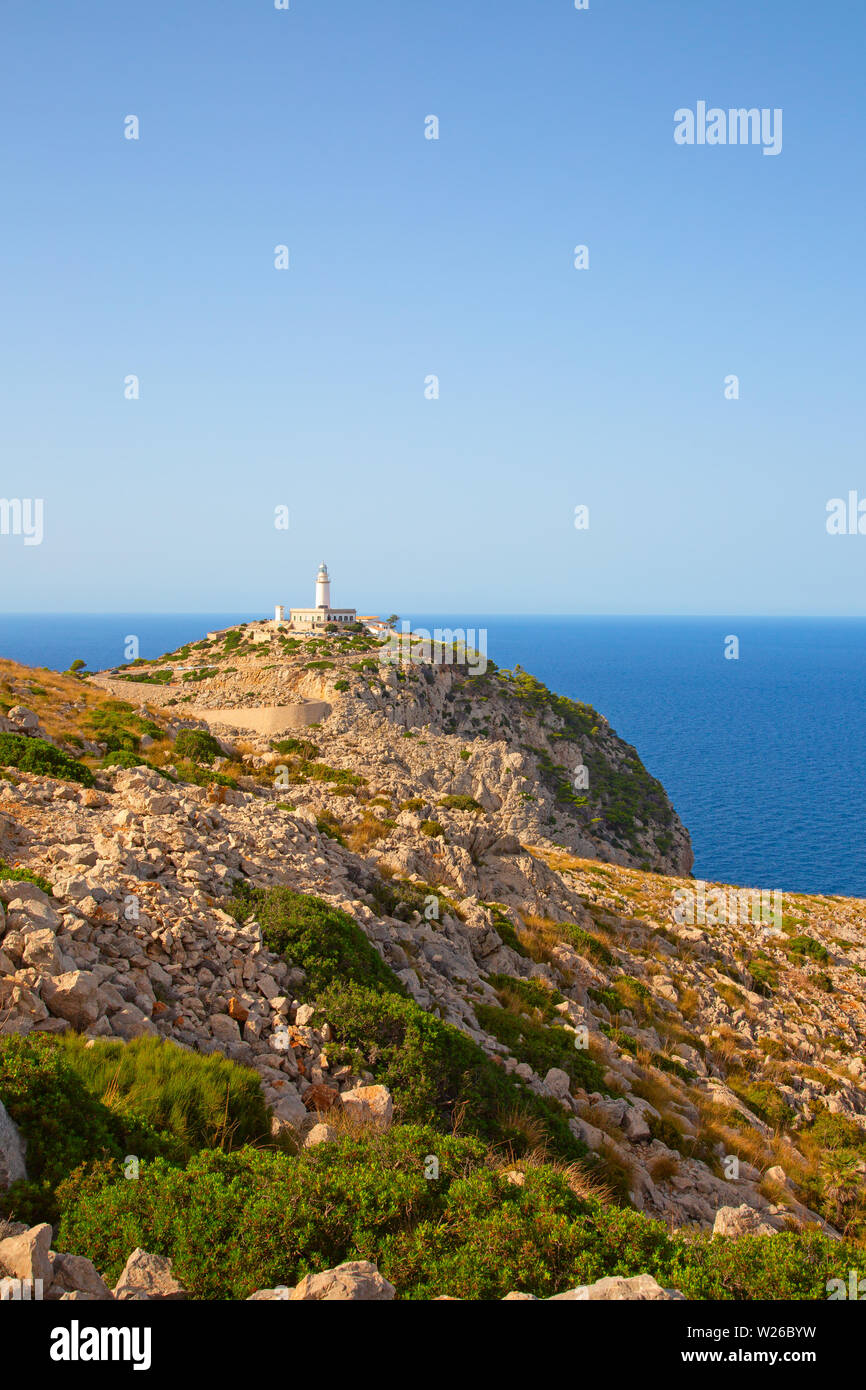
top-left (1, 0), bottom-right (864, 615)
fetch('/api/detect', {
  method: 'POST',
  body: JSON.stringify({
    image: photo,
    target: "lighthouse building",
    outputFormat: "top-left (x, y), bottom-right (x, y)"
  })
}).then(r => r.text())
top-left (278, 563), bottom-right (358, 630)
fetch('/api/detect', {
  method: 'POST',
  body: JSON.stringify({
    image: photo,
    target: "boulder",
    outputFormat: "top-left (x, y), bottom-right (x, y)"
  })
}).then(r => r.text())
top-left (270, 1091), bottom-right (308, 1134)
top-left (713, 1204), bottom-right (779, 1238)
top-left (209, 1013), bottom-right (241, 1045)
top-left (620, 1104), bottom-right (652, 1143)
top-left (340, 1085), bottom-right (393, 1130)
top-left (303, 1123), bottom-right (338, 1148)
top-left (0, 977), bottom-right (50, 1033)
top-left (5, 707), bottom-right (40, 732)
top-left (110, 1005), bottom-right (158, 1040)
top-left (302, 1083), bottom-right (340, 1114)
top-left (22, 929), bottom-right (62, 973)
top-left (40, 970), bottom-right (100, 1029)
top-left (112, 1249), bottom-right (187, 1301)
top-left (50, 1252), bottom-right (113, 1300)
top-left (543, 1067), bottom-right (572, 1099)
top-left (550, 1275), bottom-right (683, 1301)
top-left (0, 1222), bottom-right (54, 1287)
top-left (0, 1099), bottom-right (27, 1189)
top-left (0, 880), bottom-right (53, 908)
top-left (289, 1261), bottom-right (396, 1301)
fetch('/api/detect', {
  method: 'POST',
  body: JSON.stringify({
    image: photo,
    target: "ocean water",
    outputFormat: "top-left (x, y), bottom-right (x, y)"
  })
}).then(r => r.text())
top-left (1, 612), bottom-right (864, 901)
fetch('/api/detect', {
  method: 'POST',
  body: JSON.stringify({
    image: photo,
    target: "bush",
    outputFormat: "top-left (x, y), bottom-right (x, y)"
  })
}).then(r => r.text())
top-left (102, 750), bottom-right (147, 769)
top-left (226, 885), bottom-right (404, 998)
top-left (439, 795), bottom-right (483, 813)
top-left (53, 1126), bottom-right (854, 1301)
top-left (318, 982), bottom-right (583, 1161)
top-left (271, 737), bottom-right (319, 760)
top-left (0, 733), bottom-right (94, 787)
top-left (786, 935), bottom-right (830, 964)
top-left (420, 820), bottom-right (444, 838)
top-left (85, 700), bottom-right (162, 750)
top-left (58, 1035), bottom-right (269, 1155)
top-left (173, 729), bottom-right (223, 765)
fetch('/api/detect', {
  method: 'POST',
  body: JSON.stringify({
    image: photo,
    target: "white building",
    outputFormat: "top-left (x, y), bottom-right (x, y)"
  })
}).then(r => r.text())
top-left (277, 563), bottom-right (358, 630)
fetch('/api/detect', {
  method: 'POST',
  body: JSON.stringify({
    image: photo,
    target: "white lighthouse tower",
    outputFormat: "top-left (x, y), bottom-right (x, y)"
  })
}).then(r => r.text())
top-left (315, 561), bottom-right (331, 610)
top-left (281, 561), bottom-right (357, 629)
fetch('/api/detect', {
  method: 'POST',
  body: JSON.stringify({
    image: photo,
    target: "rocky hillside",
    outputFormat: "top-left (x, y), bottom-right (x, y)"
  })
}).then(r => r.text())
top-left (0, 632), bottom-right (864, 1300)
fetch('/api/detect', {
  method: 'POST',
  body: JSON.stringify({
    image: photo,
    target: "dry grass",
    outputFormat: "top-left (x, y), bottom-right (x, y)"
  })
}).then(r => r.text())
top-left (677, 987), bottom-right (701, 1019)
top-left (517, 912), bottom-right (564, 964)
top-left (494, 1105), bottom-right (550, 1153)
top-left (0, 660), bottom-right (123, 743)
top-left (649, 1152), bottom-right (680, 1182)
top-left (345, 815), bottom-right (392, 853)
top-left (489, 1145), bottom-right (613, 1204)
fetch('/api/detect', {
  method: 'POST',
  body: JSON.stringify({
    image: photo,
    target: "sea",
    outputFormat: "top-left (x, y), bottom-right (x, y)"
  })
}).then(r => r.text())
top-left (1, 611), bottom-right (864, 902)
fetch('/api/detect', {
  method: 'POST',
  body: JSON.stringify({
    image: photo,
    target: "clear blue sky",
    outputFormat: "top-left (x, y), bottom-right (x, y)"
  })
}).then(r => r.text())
top-left (1, 0), bottom-right (864, 615)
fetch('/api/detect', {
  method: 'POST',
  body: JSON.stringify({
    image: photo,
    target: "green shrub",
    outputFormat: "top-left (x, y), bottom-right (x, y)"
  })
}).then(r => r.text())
top-left (271, 737), bottom-right (319, 760)
top-left (173, 729), bottom-right (223, 765)
top-left (53, 1126), bottom-right (853, 1301)
top-left (0, 1035), bottom-right (164, 1225)
top-left (486, 974), bottom-right (564, 1019)
top-left (319, 983), bottom-right (582, 1160)
top-left (421, 820), bottom-right (445, 838)
top-left (102, 750), bottom-right (147, 769)
top-left (786, 935), bottom-right (830, 964)
top-left (85, 700), bottom-right (162, 748)
top-left (0, 733), bottom-right (94, 787)
top-left (728, 1075), bottom-right (795, 1131)
top-left (226, 885), bottom-right (403, 998)
top-left (439, 795), bottom-right (483, 813)
top-left (57, 1034), bottom-right (269, 1156)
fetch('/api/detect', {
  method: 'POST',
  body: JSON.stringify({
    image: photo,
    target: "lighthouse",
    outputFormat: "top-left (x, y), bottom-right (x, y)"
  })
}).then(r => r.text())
top-left (277, 561), bottom-right (358, 630)
top-left (315, 561), bottom-right (331, 609)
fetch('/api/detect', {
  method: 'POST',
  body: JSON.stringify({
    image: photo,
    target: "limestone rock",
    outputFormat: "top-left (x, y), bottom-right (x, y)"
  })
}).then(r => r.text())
top-left (550, 1274), bottom-right (683, 1301)
top-left (40, 970), bottom-right (100, 1030)
top-left (110, 1005), bottom-right (158, 1040)
top-left (50, 1252), bottom-right (113, 1300)
top-left (289, 1260), bottom-right (396, 1301)
top-left (0, 1222), bottom-right (54, 1287)
top-left (543, 1066), bottom-right (572, 1099)
top-left (303, 1122), bottom-right (338, 1148)
top-left (340, 1084), bottom-right (393, 1130)
top-left (713, 1205), bottom-right (779, 1238)
top-left (112, 1248), bottom-right (188, 1301)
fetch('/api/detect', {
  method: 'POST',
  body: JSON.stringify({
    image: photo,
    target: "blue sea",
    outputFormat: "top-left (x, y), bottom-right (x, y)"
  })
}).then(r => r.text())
top-left (1, 612), bottom-right (864, 901)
